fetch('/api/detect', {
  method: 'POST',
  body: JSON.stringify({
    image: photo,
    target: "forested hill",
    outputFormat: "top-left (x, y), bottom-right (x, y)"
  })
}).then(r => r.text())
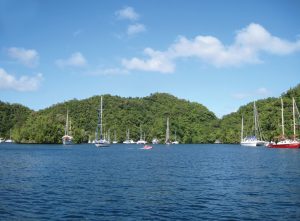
top-left (1, 93), bottom-right (218, 144)
top-left (1, 84), bottom-right (299, 144)
top-left (218, 84), bottom-right (300, 143)
top-left (0, 101), bottom-right (32, 140)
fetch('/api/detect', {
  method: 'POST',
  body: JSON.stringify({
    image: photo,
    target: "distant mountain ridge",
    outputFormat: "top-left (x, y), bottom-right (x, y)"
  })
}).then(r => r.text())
top-left (0, 84), bottom-right (299, 144)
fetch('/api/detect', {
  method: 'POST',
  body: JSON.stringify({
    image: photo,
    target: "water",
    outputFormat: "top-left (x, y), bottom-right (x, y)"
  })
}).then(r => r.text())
top-left (0, 144), bottom-right (299, 220)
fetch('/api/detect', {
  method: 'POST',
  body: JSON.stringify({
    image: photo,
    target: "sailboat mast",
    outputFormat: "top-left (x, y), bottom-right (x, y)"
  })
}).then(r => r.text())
top-left (293, 97), bottom-right (296, 140)
top-left (69, 119), bottom-right (72, 136)
top-left (166, 117), bottom-right (170, 142)
top-left (254, 101), bottom-right (258, 138)
top-left (96, 98), bottom-right (102, 141)
top-left (281, 98), bottom-right (285, 137)
top-left (241, 115), bottom-right (244, 142)
top-left (100, 96), bottom-right (103, 140)
top-left (65, 110), bottom-right (69, 136)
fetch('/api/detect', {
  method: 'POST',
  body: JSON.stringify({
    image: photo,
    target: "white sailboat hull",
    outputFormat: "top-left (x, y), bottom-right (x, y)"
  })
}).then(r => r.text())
top-left (152, 139), bottom-right (159, 144)
top-left (136, 140), bottom-right (147, 144)
top-left (123, 140), bottom-right (135, 144)
top-left (95, 139), bottom-right (109, 147)
top-left (62, 135), bottom-right (73, 145)
top-left (95, 143), bottom-right (109, 147)
top-left (63, 140), bottom-right (73, 145)
top-left (240, 140), bottom-right (266, 146)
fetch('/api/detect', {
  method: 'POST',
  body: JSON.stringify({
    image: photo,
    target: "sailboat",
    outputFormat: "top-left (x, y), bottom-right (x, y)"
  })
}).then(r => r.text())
top-left (62, 110), bottom-right (73, 145)
top-left (136, 126), bottom-right (147, 144)
top-left (95, 96), bottom-right (109, 147)
top-left (240, 101), bottom-right (266, 146)
top-left (0, 125), bottom-right (4, 143)
top-left (112, 130), bottom-right (118, 144)
top-left (165, 117), bottom-right (171, 145)
top-left (152, 138), bottom-right (159, 144)
top-left (106, 130), bottom-right (111, 144)
top-left (123, 129), bottom-right (135, 144)
top-left (5, 129), bottom-right (15, 143)
top-left (172, 130), bottom-right (179, 144)
top-left (267, 98), bottom-right (300, 148)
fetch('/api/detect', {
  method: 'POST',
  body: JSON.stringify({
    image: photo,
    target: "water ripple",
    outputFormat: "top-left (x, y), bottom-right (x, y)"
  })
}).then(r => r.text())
top-left (0, 144), bottom-right (299, 220)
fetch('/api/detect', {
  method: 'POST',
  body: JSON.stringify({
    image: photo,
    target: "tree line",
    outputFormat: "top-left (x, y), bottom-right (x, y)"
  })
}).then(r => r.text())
top-left (0, 84), bottom-right (299, 144)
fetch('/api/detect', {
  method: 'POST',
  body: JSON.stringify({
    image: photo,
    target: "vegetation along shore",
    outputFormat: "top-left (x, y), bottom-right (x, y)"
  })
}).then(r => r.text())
top-left (0, 84), bottom-right (299, 144)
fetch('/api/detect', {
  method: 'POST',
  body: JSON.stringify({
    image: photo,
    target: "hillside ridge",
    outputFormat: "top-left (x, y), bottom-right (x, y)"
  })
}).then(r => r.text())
top-left (1, 84), bottom-right (299, 144)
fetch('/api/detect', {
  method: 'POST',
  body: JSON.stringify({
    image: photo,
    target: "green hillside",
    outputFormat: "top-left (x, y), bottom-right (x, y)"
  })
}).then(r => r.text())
top-left (0, 101), bottom-right (32, 139)
top-left (218, 84), bottom-right (300, 143)
top-left (1, 84), bottom-right (299, 144)
top-left (8, 93), bottom-right (218, 144)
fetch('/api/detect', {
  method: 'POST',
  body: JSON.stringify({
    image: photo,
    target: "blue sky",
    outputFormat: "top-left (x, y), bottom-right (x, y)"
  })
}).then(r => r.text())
top-left (0, 0), bottom-right (300, 117)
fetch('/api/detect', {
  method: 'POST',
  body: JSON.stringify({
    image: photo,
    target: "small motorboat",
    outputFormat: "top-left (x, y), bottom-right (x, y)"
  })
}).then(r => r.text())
top-left (142, 145), bottom-right (152, 150)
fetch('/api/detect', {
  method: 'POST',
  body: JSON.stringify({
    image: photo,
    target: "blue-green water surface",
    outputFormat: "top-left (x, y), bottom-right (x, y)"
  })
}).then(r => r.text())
top-left (0, 143), bottom-right (299, 220)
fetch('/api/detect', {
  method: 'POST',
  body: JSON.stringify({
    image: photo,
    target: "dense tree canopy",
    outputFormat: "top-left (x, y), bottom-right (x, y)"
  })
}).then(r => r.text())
top-left (0, 101), bottom-right (32, 140)
top-left (1, 84), bottom-right (299, 144)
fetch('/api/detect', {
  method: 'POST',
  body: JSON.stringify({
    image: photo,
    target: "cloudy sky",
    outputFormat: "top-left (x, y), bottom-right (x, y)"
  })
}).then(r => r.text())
top-left (0, 0), bottom-right (299, 117)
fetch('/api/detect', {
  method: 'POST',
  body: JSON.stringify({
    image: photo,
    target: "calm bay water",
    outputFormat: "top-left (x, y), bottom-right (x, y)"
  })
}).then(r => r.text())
top-left (0, 143), bottom-right (299, 220)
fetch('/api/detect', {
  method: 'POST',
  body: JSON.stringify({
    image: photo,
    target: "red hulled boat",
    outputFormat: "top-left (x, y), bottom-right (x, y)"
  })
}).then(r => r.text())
top-left (267, 140), bottom-right (300, 148)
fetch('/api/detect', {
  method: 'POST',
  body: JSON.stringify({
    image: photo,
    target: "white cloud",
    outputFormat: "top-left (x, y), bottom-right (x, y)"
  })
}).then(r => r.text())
top-left (0, 68), bottom-right (43, 91)
top-left (87, 68), bottom-right (129, 76)
top-left (115, 6), bottom-right (139, 21)
top-left (122, 48), bottom-right (175, 73)
top-left (235, 24), bottom-right (300, 55)
top-left (56, 52), bottom-right (87, 68)
top-left (127, 23), bottom-right (146, 35)
top-left (115, 7), bottom-right (146, 36)
top-left (7, 47), bottom-right (39, 67)
top-left (122, 23), bottom-right (300, 73)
